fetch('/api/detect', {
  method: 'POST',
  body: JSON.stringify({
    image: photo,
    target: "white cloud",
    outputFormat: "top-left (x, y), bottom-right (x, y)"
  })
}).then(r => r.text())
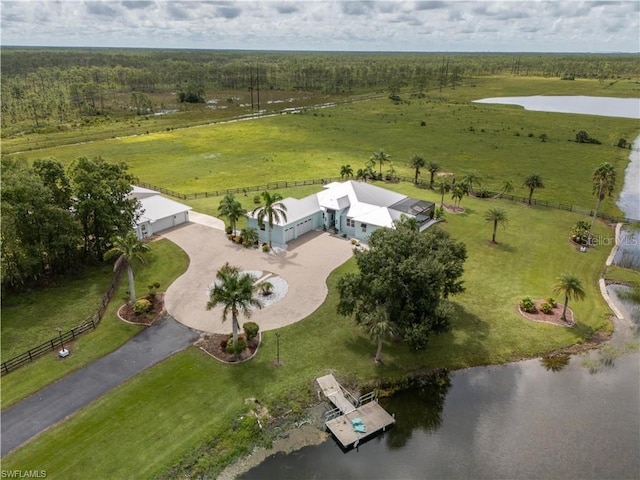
top-left (0, 1), bottom-right (637, 52)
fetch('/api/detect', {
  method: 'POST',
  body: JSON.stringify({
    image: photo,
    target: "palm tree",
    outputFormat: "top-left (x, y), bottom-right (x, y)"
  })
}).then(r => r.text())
top-left (240, 226), bottom-right (259, 248)
top-left (371, 149), bottom-right (390, 176)
top-left (588, 162), bottom-right (616, 245)
top-left (498, 179), bottom-right (514, 198)
top-left (523, 174), bottom-right (544, 205)
top-left (104, 232), bottom-right (150, 303)
top-left (362, 306), bottom-right (396, 364)
top-left (438, 178), bottom-right (451, 207)
top-left (484, 208), bottom-right (509, 243)
top-left (251, 191), bottom-right (288, 248)
top-left (218, 194), bottom-right (246, 234)
top-left (451, 184), bottom-right (467, 208)
top-left (553, 274), bottom-right (586, 323)
top-left (340, 164), bottom-right (354, 179)
top-left (426, 161), bottom-right (440, 188)
top-left (461, 171), bottom-right (482, 195)
top-left (207, 262), bottom-right (263, 346)
top-left (410, 155), bottom-right (426, 185)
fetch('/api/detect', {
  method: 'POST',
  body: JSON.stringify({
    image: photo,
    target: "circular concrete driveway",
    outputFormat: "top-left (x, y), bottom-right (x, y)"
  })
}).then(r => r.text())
top-left (162, 221), bottom-right (354, 333)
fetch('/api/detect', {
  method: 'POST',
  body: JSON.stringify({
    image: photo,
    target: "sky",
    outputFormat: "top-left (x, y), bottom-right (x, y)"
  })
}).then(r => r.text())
top-left (1, 1), bottom-right (639, 52)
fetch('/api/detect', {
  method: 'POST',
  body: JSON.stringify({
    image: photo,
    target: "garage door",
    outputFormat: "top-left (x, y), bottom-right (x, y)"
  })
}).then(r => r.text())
top-left (295, 217), bottom-right (314, 237)
top-left (284, 226), bottom-right (295, 242)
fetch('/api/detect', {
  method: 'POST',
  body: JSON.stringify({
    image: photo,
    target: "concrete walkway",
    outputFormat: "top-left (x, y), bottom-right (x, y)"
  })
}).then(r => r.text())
top-left (1, 314), bottom-right (198, 457)
top-left (163, 223), bottom-right (355, 333)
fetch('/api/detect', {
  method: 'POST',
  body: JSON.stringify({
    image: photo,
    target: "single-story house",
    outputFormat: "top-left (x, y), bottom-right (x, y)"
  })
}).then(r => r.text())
top-left (246, 180), bottom-right (435, 247)
top-left (129, 186), bottom-right (192, 239)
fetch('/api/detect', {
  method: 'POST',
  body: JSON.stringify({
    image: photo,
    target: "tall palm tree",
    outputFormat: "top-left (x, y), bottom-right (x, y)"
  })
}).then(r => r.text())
top-left (484, 208), bottom-right (509, 243)
top-left (340, 164), bottom-right (354, 179)
top-left (218, 193), bottom-right (246, 234)
top-left (461, 171), bottom-right (482, 195)
top-left (410, 155), bottom-right (426, 185)
top-left (451, 184), bottom-right (467, 208)
top-left (207, 263), bottom-right (263, 346)
top-left (588, 162), bottom-right (616, 245)
top-left (426, 161), bottom-right (440, 188)
top-left (371, 149), bottom-right (390, 176)
top-left (362, 306), bottom-right (396, 364)
top-left (438, 178), bottom-right (452, 207)
top-left (251, 191), bottom-right (288, 248)
top-left (553, 274), bottom-right (586, 323)
top-left (104, 232), bottom-right (150, 303)
top-left (523, 174), bottom-right (544, 205)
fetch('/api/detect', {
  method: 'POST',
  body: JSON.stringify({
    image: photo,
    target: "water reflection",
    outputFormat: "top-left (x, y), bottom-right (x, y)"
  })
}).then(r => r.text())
top-left (540, 353), bottom-right (570, 372)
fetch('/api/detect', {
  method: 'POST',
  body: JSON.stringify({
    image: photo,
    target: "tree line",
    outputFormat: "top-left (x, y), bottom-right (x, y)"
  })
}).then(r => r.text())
top-left (1, 156), bottom-right (138, 290)
top-left (2, 48), bottom-right (639, 131)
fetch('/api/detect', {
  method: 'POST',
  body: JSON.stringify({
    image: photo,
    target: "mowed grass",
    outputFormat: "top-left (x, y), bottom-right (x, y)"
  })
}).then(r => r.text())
top-left (10, 76), bottom-right (639, 216)
top-left (1, 189), bottom-right (616, 478)
top-left (0, 239), bottom-right (189, 409)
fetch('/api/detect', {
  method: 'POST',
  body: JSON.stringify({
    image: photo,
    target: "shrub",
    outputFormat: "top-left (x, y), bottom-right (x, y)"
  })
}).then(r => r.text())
top-left (253, 195), bottom-right (261, 204)
top-left (226, 337), bottom-right (247, 354)
top-left (147, 282), bottom-right (161, 299)
top-left (570, 220), bottom-right (590, 245)
top-left (220, 339), bottom-right (228, 349)
top-left (434, 206), bottom-right (445, 219)
top-left (520, 297), bottom-right (536, 313)
top-left (546, 297), bottom-right (557, 308)
top-left (420, 121), bottom-right (426, 127)
top-left (243, 322), bottom-right (260, 340)
top-left (262, 243), bottom-right (270, 252)
top-left (540, 302), bottom-right (553, 314)
top-left (225, 225), bottom-right (233, 235)
top-left (617, 138), bottom-right (628, 149)
top-left (133, 298), bottom-right (152, 315)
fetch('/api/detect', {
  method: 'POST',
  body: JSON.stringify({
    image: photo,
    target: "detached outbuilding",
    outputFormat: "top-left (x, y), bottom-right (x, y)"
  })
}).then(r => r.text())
top-left (246, 180), bottom-right (436, 248)
top-left (129, 186), bottom-right (192, 239)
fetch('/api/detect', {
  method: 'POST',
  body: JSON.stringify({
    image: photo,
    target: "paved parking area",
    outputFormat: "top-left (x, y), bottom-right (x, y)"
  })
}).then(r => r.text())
top-left (162, 223), bottom-right (354, 333)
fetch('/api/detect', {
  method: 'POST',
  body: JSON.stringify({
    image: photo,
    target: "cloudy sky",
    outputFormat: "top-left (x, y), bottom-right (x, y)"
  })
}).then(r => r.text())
top-left (1, 1), bottom-right (638, 52)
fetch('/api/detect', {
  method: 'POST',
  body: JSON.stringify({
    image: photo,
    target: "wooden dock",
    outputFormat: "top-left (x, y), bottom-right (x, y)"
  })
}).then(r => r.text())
top-left (316, 374), bottom-right (395, 449)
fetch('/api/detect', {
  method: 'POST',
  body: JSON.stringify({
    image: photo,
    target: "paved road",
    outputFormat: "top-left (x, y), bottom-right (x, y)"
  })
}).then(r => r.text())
top-left (1, 314), bottom-right (198, 457)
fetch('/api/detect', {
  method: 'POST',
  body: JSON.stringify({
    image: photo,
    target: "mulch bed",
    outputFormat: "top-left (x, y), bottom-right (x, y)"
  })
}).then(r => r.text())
top-left (117, 293), bottom-right (165, 326)
top-left (517, 299), bottom-right (574, 327)
top-left (197, 333), bottom-right (260, 363)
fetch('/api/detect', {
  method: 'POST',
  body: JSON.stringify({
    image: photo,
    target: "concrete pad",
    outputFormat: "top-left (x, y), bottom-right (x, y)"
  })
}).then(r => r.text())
top-left (162, 223), bottom-right (354, 333)
top-left (189, 211), bottom-right (226, 230)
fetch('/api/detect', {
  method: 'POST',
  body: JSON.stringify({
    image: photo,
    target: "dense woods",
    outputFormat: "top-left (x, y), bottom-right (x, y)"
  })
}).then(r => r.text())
top-left (2, 48), bottom-right (639, 136)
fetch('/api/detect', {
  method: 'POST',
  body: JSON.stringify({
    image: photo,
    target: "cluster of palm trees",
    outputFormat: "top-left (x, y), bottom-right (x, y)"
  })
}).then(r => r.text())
top-left (218, 191), bottom-right (288, 249)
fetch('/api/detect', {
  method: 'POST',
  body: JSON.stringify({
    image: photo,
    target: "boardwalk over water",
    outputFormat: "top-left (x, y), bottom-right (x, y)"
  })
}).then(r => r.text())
top-left (316, 374), bottom-right (395, 449)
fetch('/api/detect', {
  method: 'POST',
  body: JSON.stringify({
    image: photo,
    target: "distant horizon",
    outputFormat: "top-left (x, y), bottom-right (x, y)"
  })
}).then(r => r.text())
top-left (2, 1), bottom-right (638, 54)
top-left (2, 45), bottom-right (638, 55)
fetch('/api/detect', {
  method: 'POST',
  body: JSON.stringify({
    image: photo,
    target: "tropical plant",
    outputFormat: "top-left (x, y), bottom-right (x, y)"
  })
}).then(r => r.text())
top-left (523, 174), bottom-right (544, 205)
top-left (206, 262), bottom-right (263, 346)
top-left (570, 220), bottom-right (591, 245)
top-left (240, 226), bottom-right (259, 248)
top-left (104, 232), bottom-right (150, 303)
top-left (409, 155), bottom-right (426, 185)
top-left (340, 164), bottom-right (354, 179)
top-left (451, 184), bottom-right (468, 208)
top-left (362, 306), bottom-right (397, 364)
top-left (133, 298), bottom-right (152, 315)
top-left (438, 178), bottom-right (451, 207)
top-left (243, 321), bottom-right (260, 340)
top-left (251, 191), bottom-right (288, 248)
top-left (553, 274), bottom-right (586, 323)
top-left (519, 297), bottom-right (536, 313)
top-left (257, 280), bottom-right (273, 296)
top-left (483, 208), bottom-right (509, 243)
top-left (218, 193), bottom-right (246, 235)
top-left (461, 171), bottom-right (482, 195)
top-left (371, 149), bottom-right (390, 175)
top-left (588, 162), bottom-right (616, 245)
top-left (425, 161), bottom-right (441, 189)
top-left (498, 179), bottom-right (514, 198)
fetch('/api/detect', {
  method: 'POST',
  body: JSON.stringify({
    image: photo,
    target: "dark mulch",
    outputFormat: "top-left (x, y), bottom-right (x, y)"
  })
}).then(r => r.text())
top-left (198, 333), bottom-right (260, 363)
top-left (518, 299), bottom-right (574, 327)
top-left (118, 293), bottom-right (165, 326)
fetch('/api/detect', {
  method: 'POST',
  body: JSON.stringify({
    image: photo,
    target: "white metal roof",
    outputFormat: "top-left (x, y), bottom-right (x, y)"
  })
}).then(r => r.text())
top-left (247, 195), bottom-right (319, 226)
top-left (137, 194), bottom-right (192, 224)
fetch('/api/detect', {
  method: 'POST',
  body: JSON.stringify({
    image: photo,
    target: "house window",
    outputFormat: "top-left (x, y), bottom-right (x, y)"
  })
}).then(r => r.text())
top-left (361, 223), bottom-right (367, 232)
top-left (346, 218), bottom-right (354, 228)
top-left (259, 223), bottom-right (265, 231)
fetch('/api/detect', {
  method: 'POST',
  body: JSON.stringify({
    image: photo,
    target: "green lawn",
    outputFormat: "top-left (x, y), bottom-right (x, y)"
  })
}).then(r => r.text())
top-left (9, 76), bottom-right (638, 217)
top-left (1, 190), bottom-right (617, 478)
top-left (0, 239), bottom-right (189, 409)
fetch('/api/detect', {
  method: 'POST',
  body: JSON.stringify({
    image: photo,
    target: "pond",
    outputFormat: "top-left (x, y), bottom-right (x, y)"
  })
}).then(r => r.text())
top-left (473, 95), bottom-right (640, 119)
top-left (241, 98), bottom-right (640, 479)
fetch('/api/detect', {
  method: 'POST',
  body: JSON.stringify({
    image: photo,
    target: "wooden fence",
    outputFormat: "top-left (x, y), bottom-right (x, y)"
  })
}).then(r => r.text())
top-left (1, 265), bottom-right (124, 376)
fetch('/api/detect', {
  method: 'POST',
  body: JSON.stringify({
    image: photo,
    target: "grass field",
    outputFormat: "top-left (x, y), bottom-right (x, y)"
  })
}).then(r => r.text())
top-left (0, 239), bottom-right (189, 409)
top-left (1, 187), bottom-right (616, 478)
top-left (8, 76), bottom-right (638, 217)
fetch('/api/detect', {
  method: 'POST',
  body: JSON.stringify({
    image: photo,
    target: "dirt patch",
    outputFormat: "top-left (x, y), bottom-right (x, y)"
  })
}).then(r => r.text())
top-left (117, 293), bottom-right (165, 326)
top-left (196, 333), bottom-right (260, 363)
top-left (444, 204), bottom-right (465, 214)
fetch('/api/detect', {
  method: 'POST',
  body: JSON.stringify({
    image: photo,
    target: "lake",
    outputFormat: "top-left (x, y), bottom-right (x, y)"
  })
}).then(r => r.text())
top-left (473, 95), bottom-right (640, 119)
